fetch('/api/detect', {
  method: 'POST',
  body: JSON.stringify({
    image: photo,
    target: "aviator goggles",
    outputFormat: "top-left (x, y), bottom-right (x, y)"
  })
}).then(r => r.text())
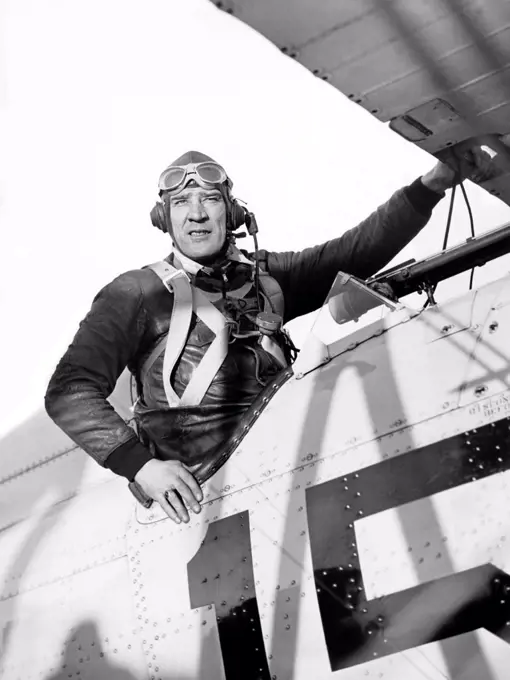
top-left (158, 162), bottom-right (230, 194)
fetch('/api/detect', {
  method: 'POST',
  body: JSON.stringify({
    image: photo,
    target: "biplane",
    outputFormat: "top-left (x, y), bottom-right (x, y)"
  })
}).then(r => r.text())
top-left (1, 1), bottom-right (510, 678)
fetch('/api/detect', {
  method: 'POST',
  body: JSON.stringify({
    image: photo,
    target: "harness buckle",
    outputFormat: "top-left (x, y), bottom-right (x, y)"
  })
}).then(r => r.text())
top-left (162, 268), bottom-right (189, 287)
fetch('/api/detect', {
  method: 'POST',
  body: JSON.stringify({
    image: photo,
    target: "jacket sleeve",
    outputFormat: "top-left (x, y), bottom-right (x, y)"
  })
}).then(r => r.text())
top-left (264, 178), bottom-right (443, 322)
top-left (44, 272), bottom-right (154, 481)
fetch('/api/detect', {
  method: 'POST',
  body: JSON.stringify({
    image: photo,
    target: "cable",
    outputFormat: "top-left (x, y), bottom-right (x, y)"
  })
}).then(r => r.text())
top-left (459, 181), bottom-right (476, 289)
top-left (423, 183), bottom-right (458, 309)
top-left (245, 211), bottom-right (262, 313)
top-left (442, 183), bottom-right (457, 251)
top-left (423, 175), bottom-right (478, 309)
top-left (253, 231), bottom-right (261, 311)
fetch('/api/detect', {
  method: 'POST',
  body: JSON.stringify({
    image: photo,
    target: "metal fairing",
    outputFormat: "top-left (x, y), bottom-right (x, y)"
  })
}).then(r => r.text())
top-left (2, 270), bottom-right (510, 678)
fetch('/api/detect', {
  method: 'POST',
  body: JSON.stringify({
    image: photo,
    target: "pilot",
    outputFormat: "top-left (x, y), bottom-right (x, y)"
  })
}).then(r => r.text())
top-left (44, 149), bottom-right (478, 525)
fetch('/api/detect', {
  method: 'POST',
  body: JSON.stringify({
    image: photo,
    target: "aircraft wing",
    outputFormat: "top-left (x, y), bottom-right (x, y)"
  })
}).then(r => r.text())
top-left (212, 0), bottom-right (510, 205)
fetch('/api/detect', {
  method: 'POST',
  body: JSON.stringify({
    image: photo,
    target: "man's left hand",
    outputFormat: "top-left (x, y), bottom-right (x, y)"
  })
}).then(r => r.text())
top-left (421, 146), bottom-right (495, 194)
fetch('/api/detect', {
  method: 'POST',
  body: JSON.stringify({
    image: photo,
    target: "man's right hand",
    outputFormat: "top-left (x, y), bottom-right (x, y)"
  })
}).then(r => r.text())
top-left (134, 458), bottom-right (203, 524)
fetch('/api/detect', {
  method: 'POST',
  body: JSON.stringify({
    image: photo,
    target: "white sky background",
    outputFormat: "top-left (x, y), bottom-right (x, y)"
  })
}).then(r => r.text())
top-left (1, 0), bottom-right (510, 439)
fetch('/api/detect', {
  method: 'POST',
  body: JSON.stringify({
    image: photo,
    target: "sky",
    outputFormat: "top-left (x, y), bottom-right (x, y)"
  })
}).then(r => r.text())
top-left (1, 0), bottom-right (510, 438)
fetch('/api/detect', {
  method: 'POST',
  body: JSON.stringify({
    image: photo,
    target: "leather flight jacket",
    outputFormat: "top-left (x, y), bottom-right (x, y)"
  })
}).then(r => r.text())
top-left (133, 253), bottom-right (289, 468)
top-left (45, 179), bottom-right (443, 481)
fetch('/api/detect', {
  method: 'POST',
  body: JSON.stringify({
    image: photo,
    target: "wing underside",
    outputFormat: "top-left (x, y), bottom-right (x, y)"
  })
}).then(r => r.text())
top-left (212, 0), bottom-right (510, 205)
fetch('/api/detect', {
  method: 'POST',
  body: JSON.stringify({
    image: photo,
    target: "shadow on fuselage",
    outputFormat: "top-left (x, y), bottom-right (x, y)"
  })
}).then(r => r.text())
top-left (42, 620), bottom-right (139, 680)
top-left (0, 407), bottom-right (88, 662)
top-left (267, 295), bottom-right (507, 678)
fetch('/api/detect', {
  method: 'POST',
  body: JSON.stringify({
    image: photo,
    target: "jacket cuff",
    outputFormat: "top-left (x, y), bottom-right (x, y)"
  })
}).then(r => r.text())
top-left (405, 177), bottom-right (444, 216)
top-left (104, 438), bottom-right (154, 481)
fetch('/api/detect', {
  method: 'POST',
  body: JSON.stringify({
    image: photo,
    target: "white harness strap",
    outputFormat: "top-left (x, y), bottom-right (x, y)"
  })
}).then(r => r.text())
top-left (148, 261), bottom-right (229, 408)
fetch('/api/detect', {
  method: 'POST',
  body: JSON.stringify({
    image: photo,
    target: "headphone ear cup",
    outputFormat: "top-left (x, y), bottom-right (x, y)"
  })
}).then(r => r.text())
top-left (150, 202), bottom-right (167, 232)
top-left (230, 199), bottom-right (247, 230)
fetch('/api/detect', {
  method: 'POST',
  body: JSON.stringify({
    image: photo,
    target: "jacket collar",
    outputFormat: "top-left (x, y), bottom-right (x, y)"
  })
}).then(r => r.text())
top-left (169, 244), bottom-right (253, 276)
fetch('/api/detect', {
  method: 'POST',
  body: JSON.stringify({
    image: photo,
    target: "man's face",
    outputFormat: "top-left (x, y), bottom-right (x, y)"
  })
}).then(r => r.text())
top-left (167, 185), bottom-right (227, 263)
